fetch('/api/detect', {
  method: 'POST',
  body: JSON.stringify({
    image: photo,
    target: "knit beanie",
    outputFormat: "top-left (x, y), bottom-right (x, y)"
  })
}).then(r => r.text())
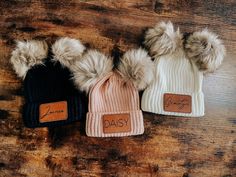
top-left (69, 49), bottom-right (153, 137)
top-left (10, 38), bottom-right (87, 127)
top-left (141, 21), bottom-right (225, 117)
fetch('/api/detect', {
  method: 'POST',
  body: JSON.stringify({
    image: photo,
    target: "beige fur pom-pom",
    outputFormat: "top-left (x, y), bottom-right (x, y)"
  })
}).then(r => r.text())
top-left (71, 50), bottom-right (113, 93)
top-left (52, 37), bottom-right (86, 69)
top-left (10, 40), bottom-right (48, 79)
top-left (184, 29), bottom-right (226, 73)
top-left (118, 48), bottom-right (154, 90)
top-left (144, 21), bottom-right (182, 58)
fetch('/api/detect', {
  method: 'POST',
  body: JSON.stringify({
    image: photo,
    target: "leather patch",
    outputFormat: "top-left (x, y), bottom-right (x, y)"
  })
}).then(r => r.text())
top-left (39, 101), bottom-right (68, 123)
top-left (164, 93), bottom-right (192, 113)
top-left (102, 113), bottom-right (131, 133)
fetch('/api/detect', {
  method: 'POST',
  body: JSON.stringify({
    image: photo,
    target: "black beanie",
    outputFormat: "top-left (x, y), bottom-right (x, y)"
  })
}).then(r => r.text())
top-left (10, 38), bottom-right (87, 128)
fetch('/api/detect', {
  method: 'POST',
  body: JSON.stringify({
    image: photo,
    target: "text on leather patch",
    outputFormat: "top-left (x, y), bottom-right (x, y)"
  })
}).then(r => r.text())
top-left (39, 101), bottom-right (68, 123)
top-left (102, 113), bottom-right (131, 133)
top-left (164, 93), bottom-right (192, 113)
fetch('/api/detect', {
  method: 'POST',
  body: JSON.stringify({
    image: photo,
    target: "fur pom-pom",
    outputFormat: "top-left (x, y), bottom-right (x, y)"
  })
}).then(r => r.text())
top-left (144, 21), bottom-right (182, 58)
top-left (118, 48), bottom-right (154, 90)
top-left (10, 40), bottom-right (48, 79)
top-left (52, 37), bottom-right (86, 69)
top-left (184, 29), bottom-right (226, 73)
top-left (71, 50), bottom-right (113, 93)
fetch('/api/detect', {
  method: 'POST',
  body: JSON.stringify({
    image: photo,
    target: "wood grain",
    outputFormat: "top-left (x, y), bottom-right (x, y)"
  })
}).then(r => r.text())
top-left (0, 0), bottom-right (235, 177)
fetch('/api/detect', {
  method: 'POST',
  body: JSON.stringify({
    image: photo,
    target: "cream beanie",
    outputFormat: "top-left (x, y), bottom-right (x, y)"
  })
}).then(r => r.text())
top-left (70, 48), bottom-right (153, 137)
top-left (141, 21), bottom-right (225, 117)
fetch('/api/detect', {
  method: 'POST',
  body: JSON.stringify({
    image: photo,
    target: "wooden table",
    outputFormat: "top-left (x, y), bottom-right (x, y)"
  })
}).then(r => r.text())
top-left (0, 1), bottom-right (235, 176)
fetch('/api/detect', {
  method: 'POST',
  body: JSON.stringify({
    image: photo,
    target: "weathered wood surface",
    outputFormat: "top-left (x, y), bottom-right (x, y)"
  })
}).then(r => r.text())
top-left (0, 0), bottom-right (236, 177)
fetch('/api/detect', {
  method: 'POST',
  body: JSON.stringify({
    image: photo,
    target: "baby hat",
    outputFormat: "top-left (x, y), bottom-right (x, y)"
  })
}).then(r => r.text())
top-left (141, 21), bottom-right (225, 117)
top-left (10, 37), bottom-right (87, 128)
top-left (69, 49), bottom-right (153, 137)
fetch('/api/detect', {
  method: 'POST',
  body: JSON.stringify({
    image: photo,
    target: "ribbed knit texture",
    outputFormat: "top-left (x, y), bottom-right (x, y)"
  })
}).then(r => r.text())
top-left (86, 72), bottom-right (144, 137)
top-left (141, 49), bottom-right (205, 117)
top-left (23, 58), bottom-right (86, 128)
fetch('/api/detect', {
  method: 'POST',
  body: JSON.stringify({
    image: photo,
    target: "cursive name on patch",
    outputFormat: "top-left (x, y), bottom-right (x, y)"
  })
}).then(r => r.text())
top-left (164, 93), bottom-right (192, 113)
top-left (39, 101), bottom-right (68, 123)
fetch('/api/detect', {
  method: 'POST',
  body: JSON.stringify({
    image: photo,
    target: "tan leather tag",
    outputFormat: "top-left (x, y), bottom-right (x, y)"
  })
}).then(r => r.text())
top-left (39, 101), bottom-right (68, 123)
top-left (102, 113), bottom-right (131, 133)
top-left (164, 93), bottom-right (192, 113)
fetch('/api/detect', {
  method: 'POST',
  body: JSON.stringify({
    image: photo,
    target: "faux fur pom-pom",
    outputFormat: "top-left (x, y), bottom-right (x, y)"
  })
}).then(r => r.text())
top-left (184, 29), bottom-right (226, 73)
top-left (118, 48), bottom-right (154, 90)
top-left (10, 40), bottom-right (48, 79)
top-left (144, 21), bottom-right (182, 58)
top-left (52, 37), bottom-right (86, 69)
top-left (71, 50), bottom-right (113, 93)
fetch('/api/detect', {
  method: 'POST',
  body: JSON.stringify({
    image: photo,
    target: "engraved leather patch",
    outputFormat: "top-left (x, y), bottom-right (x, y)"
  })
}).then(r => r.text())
top-left (102, 113), bottom-right (131, 133)
top-left (164, 93), bottom-right (192, 113)
top-left (39, 101), bottom-right (68, 123)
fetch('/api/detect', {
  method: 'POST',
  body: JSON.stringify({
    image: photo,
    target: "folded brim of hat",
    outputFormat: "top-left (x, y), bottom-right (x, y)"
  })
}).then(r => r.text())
top-left (86, 110), bottom-right (144, 137)
top-left (23, 96), bottom-right (86, 128)
top-left (141, 91), bottom-right (205, 117)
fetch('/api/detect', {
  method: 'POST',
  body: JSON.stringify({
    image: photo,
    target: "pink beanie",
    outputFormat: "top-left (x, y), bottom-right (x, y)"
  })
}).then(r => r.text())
top-left (87, 71), bottom-right (144, 137)
top-left (70, 49), bottom-right (153, 137)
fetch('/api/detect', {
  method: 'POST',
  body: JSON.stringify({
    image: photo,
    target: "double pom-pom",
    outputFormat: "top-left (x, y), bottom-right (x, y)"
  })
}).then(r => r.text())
top-left (70, 48), bottom-right (154, 93)
top-left (10, 37), bottom-right (85, 79)
top-left (144, 21), bottom-right (226, 73)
